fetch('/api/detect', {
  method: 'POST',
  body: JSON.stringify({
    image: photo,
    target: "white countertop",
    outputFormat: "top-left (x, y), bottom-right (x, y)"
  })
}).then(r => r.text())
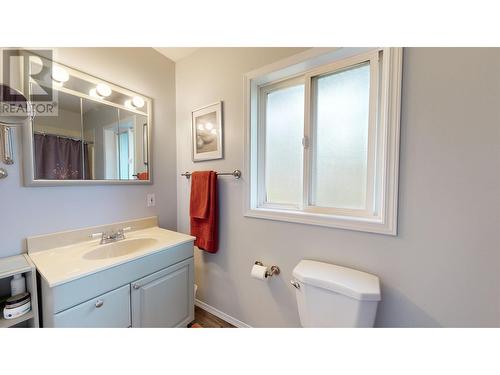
top-left (29, 227), bottom-right (195, 287)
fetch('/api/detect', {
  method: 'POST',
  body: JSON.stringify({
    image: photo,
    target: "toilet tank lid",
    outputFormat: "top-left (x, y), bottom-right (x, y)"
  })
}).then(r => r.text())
top-left (292, 260), bottom-right (381, 301)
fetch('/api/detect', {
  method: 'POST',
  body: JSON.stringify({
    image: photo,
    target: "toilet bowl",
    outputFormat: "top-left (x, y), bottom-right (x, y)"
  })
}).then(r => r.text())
top-left (291, 260), bottom-right (381, 327)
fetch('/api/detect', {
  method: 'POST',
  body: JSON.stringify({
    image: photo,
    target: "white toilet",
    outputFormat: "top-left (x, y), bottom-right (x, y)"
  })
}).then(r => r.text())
top-left (291, 260), bottom-right (381, 327)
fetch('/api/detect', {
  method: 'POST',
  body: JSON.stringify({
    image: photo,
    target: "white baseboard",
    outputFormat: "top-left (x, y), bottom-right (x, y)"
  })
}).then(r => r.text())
top-left (195, 299), bottom-right (252, 328)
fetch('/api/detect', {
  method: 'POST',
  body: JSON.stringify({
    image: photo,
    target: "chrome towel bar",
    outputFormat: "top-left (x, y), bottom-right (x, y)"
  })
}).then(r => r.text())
top-left (181, 169), bottom-right (242, 179)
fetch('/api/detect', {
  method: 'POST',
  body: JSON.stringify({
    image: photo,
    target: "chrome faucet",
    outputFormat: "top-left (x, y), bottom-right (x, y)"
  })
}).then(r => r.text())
top-left (100, 229), bottom-right (125, 244)
top-left (90, 227), bottom-right (131, 244)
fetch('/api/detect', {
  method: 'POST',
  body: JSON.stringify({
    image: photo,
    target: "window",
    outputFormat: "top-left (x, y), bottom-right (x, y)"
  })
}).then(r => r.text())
top-left (263, 80), bottom-right (304, 205)
top-left (245, 48), bottom-right (402, 235)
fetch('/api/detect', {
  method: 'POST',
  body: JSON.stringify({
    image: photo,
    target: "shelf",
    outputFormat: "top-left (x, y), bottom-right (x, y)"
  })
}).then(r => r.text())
top-left (0, 310), bottom-right (34, 328)
top-left (0, 254), bottom-right (39, 328)
top-left (0, 254), bottom-right (33, 279)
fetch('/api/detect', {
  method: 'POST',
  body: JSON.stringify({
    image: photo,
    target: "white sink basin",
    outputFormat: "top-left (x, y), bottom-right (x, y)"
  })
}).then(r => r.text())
top-left (83, 238), bottom-right (159, 260)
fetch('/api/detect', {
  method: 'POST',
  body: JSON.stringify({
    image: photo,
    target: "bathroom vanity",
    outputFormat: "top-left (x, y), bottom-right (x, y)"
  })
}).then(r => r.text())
top-left (27, 217), bottom-right (195, 328)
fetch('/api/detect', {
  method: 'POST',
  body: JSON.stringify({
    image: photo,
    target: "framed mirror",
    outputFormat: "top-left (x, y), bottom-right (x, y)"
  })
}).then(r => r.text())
top-left (22, 56), bottom-right (152, 186)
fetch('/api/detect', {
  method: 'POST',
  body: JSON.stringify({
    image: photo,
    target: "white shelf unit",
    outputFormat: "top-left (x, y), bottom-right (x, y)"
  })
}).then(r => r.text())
top-left (0, 254), bottom-right (39, 328)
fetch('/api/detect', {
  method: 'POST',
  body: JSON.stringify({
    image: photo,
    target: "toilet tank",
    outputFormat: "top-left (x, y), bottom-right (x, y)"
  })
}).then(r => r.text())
top-left (292, 260), bottom-right (381, 327)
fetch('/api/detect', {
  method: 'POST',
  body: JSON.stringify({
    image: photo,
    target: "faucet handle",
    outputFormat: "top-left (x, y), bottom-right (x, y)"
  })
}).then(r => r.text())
top-left (117, 227), bottom-right (132, 236)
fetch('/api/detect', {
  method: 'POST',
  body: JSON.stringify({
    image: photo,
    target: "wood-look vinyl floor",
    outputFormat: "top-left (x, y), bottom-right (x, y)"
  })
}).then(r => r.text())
top-left (189, 306), bottom-right (235, 328)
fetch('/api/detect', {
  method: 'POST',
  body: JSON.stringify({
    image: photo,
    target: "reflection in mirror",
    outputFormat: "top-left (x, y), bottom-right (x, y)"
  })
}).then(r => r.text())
top-left (33, 91), bottom-right (86, 180)
top-left (81, 100), bottom-right (149, 180)
top-left (118, 109), bottom-right (148, 180)
top-left (82, 99), bottom-right (119, 180)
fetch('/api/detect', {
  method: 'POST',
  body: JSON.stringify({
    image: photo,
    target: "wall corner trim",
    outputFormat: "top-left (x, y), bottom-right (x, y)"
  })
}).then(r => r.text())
top-left (195, 299), bottom-right (252, 328)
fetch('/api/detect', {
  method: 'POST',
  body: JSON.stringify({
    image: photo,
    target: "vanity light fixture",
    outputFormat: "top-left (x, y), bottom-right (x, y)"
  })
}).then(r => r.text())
top-left (89, 84), bottom-right (112, 99)
top-left (52, 66), bottom-right (69, 84)
top-left (96, 83), bottom-right (112, 98)
top-left (132, 96), bottom-right (145, 109)
top-left (124, 96), bottom-right (145, 110)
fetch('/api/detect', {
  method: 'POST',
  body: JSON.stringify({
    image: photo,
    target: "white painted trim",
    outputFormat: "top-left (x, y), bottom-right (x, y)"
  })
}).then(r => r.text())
top-left (244, 207), bottom-right (393, 235)
top-left (195, 299), bottom-right (252, 328)
top-left (381, 47), bottom-right (403, 236)
top-left (245, 47), bottom-right (375, 85)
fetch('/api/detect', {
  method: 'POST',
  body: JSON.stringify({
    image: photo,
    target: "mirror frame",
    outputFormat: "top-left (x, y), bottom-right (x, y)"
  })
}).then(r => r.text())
top-left (22, 60), bottom-right (153, 186)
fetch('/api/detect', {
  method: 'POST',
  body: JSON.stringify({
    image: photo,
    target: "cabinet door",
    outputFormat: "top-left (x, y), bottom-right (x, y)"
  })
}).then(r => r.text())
top-left (53, 284), bottom-right (131, 328)
top-left (131, 258), bottom-right (194, 328)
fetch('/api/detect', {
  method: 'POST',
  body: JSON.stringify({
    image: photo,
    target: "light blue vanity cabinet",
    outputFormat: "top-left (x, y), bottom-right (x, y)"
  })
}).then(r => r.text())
top-left (39, 241), bottom-right (194, 328)
top-left (52, 284), bottom-right (132, 328)
top-left (131, 258), bottom-right (192, 327)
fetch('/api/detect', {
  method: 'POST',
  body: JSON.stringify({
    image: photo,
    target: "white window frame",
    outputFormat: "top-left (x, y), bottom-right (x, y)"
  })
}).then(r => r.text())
top-left (244, 48), bottom-right (402, 235)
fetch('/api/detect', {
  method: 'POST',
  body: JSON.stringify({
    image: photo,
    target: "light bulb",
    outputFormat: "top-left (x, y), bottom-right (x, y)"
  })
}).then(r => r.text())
top-left (96, 83), bottom-right (112, 97)
top-left (131, 96), bottom-right (145, 108)
top-left (124, 99), bottom-right (134, 109)
top-left (52, 66), bottom-right (69, 83)
top-left (205, 122), bottom-right (214, 130)
top-left (89, 88), bottom-right (101, 98)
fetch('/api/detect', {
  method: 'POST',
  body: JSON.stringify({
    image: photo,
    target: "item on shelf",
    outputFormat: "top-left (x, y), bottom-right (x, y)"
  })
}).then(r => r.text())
top-left (10, 273), bottom-right (26, 296)
top-left (3, 292), bottom-right (31, 320)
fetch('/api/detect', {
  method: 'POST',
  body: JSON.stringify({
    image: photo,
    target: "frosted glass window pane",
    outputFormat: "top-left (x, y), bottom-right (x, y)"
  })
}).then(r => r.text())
top-left (265, 84), bottom-right (304, 205)
top-left (313, 63), bottom-right (370, 209)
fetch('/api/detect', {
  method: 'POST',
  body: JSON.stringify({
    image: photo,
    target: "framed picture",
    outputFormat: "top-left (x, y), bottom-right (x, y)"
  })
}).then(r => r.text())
top-left (191, 101), bottom-right (223, 162)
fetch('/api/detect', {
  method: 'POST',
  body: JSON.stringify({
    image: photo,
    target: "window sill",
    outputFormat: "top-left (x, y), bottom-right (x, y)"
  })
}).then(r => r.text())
top-left (244, 207), bottom-right (396, 236)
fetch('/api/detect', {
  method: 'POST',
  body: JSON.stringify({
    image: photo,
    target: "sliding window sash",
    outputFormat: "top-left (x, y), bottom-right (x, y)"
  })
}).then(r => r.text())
top-left (302, 50), bottom-right (381, 219)
top-left (257, 76), bottom-right (305, 210)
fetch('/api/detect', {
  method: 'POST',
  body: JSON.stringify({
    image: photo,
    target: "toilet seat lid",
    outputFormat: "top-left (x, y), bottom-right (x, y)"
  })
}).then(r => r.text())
top-left (292, 260), bottom-right (381, 301)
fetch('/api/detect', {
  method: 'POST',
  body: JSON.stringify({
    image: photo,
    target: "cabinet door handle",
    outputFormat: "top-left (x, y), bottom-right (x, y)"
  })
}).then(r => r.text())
top-left (133, 283), bottom-right (140, 290)
top-left (95, 300), bottom-right (104, 308)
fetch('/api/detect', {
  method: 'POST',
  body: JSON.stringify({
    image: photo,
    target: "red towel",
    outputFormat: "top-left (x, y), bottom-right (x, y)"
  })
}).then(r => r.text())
top-left (190, 171), bottom-right (218, 253)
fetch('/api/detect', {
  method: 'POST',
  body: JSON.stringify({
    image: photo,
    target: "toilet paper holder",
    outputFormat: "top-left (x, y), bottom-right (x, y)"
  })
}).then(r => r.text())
top-left (254, 261), bottom-right (280, 278)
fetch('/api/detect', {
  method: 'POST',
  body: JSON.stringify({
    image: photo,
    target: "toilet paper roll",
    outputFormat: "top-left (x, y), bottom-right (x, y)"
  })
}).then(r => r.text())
top-left (251, 264), bottom-right (268, 280)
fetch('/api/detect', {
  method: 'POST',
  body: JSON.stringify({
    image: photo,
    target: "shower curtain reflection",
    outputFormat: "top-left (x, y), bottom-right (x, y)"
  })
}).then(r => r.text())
top-left (34, 134), bottom-right (91, 180)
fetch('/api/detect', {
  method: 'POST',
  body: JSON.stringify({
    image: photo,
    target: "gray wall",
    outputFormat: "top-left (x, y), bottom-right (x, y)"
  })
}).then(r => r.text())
top-left (0, 48), bottom-right (177, 257)
top-left (175, 48), bottom-right (500, 327)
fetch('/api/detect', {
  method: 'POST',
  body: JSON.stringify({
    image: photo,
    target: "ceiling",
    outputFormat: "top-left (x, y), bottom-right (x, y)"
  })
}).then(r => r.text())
top-left (154, 48), bottom-right (199, 62)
